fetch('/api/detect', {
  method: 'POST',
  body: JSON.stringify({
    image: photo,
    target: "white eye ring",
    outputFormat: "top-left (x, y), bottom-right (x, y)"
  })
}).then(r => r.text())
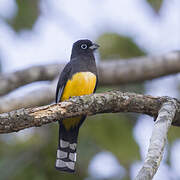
top-left (81, 44), bottom-right (88, 49)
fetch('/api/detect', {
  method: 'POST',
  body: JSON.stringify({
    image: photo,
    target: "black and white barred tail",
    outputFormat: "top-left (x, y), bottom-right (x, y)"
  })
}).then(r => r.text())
top-left (55, 124), bottom-right (79, 173)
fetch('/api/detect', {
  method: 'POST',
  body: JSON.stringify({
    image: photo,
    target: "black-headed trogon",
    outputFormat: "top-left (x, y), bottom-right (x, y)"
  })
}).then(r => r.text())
top-left (55, 39), bottom-right (99, 173)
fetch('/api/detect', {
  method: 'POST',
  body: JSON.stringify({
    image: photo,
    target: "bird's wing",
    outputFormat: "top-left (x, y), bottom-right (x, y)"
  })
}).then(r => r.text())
top-left (93, 75), bottom-right (98, 93)
top-left (56, 62), bottom-right (72, 103)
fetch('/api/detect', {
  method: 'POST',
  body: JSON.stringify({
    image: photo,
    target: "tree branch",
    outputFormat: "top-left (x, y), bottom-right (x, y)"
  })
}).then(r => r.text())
top-left (0, 80), bottom-right (56, 113)
top-left (0, 64), bottom-right (61, 96)
top-left (99, 51), bottom-right (180, 85)
top-left (0, 51), bottom-right (179, 96)
top-left (135, 99), bottom-right (177, 180)
top-left (0, 91), bottom-right (179, 134)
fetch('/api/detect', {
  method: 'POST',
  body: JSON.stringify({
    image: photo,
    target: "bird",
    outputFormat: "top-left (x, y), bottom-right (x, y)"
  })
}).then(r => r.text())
top-left (55, 39), bottom-right (99, 173)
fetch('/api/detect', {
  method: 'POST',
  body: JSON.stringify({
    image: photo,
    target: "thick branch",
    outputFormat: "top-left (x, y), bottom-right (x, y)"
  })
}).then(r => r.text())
top-left (135, 100), bottom-right (177, 180)
top-left (0, 51), bottom-right (179, 96)
top-left (0, 91), bottom-right (179, 134)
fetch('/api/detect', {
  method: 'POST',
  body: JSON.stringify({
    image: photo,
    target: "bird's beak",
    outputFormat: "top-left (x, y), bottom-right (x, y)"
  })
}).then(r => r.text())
top-left (89, 43), bottom-right (100, 50)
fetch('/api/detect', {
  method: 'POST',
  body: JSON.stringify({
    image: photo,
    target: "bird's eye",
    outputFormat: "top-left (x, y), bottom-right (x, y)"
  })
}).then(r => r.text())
top-left (81, 44), bottom-right (88, 49)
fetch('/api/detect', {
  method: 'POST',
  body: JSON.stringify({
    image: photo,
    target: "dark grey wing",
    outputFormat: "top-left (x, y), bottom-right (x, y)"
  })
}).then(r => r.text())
top-left (56, 62), bottom-right (72, 103)
top-left (93, 75), bottom-right (98, 93)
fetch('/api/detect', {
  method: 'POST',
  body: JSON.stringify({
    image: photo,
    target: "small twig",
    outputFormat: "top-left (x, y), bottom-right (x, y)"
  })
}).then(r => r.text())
top-left (135, 99), bottom-right (177, 180)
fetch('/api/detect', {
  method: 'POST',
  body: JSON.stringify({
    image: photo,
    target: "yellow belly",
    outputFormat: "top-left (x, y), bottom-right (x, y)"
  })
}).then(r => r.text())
top-left (61, 72), bottom-right (96, 130)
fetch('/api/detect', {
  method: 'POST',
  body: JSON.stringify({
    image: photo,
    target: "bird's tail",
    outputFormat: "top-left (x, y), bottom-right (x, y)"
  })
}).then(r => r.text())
top-left (55, 124), bottom-right (79, 173)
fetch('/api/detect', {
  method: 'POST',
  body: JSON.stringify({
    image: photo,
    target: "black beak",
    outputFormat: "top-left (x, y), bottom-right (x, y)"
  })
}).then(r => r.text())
top-left (89, 43), bottom-right (100, 50)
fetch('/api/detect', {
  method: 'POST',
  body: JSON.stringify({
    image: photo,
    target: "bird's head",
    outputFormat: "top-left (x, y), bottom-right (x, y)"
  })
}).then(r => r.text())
top-left (71, 39), bottom-right (99, 58)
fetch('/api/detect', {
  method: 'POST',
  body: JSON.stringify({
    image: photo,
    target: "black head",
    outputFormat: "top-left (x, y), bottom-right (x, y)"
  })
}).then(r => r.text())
top-left (71, 39), bottom-right (99, 59)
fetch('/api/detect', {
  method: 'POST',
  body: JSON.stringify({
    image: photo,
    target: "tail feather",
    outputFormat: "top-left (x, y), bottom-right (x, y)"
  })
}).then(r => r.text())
top-left (55, 124), bottom-right (79, 173)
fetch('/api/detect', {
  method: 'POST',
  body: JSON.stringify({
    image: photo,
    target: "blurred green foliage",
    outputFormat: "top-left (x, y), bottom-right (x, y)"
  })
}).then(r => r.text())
top-left (0, 126), bottom-right (86, 180)
top-left (83, 114), bottom-right (140, 167)
top-left (168, 126), bottom-right (180, 144)
top-left (8, 0), bottom-right (40, 32)
top-left (146, 0), bottom-right (164, 13)
top-left (97, 33), bottom-right (145, 60)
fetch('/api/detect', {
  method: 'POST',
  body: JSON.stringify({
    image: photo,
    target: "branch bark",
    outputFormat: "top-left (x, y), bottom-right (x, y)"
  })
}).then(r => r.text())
top-left (135, 99), bottom-right (177, 180)
top-left (0, 90), bottom-right (179, 134)
top-left (0, 51), bottom-right (179, 96)
top-left (99, 51), bottom-right (180, 85)
top-left (0, 64), bottom-right (61, 96)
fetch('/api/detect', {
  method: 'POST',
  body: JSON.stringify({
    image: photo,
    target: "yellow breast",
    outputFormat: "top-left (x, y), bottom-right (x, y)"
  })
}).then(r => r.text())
top-left (61, 72), bottom-right (96, 130)
top-left (61, 72), bottom-right (96, 101)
